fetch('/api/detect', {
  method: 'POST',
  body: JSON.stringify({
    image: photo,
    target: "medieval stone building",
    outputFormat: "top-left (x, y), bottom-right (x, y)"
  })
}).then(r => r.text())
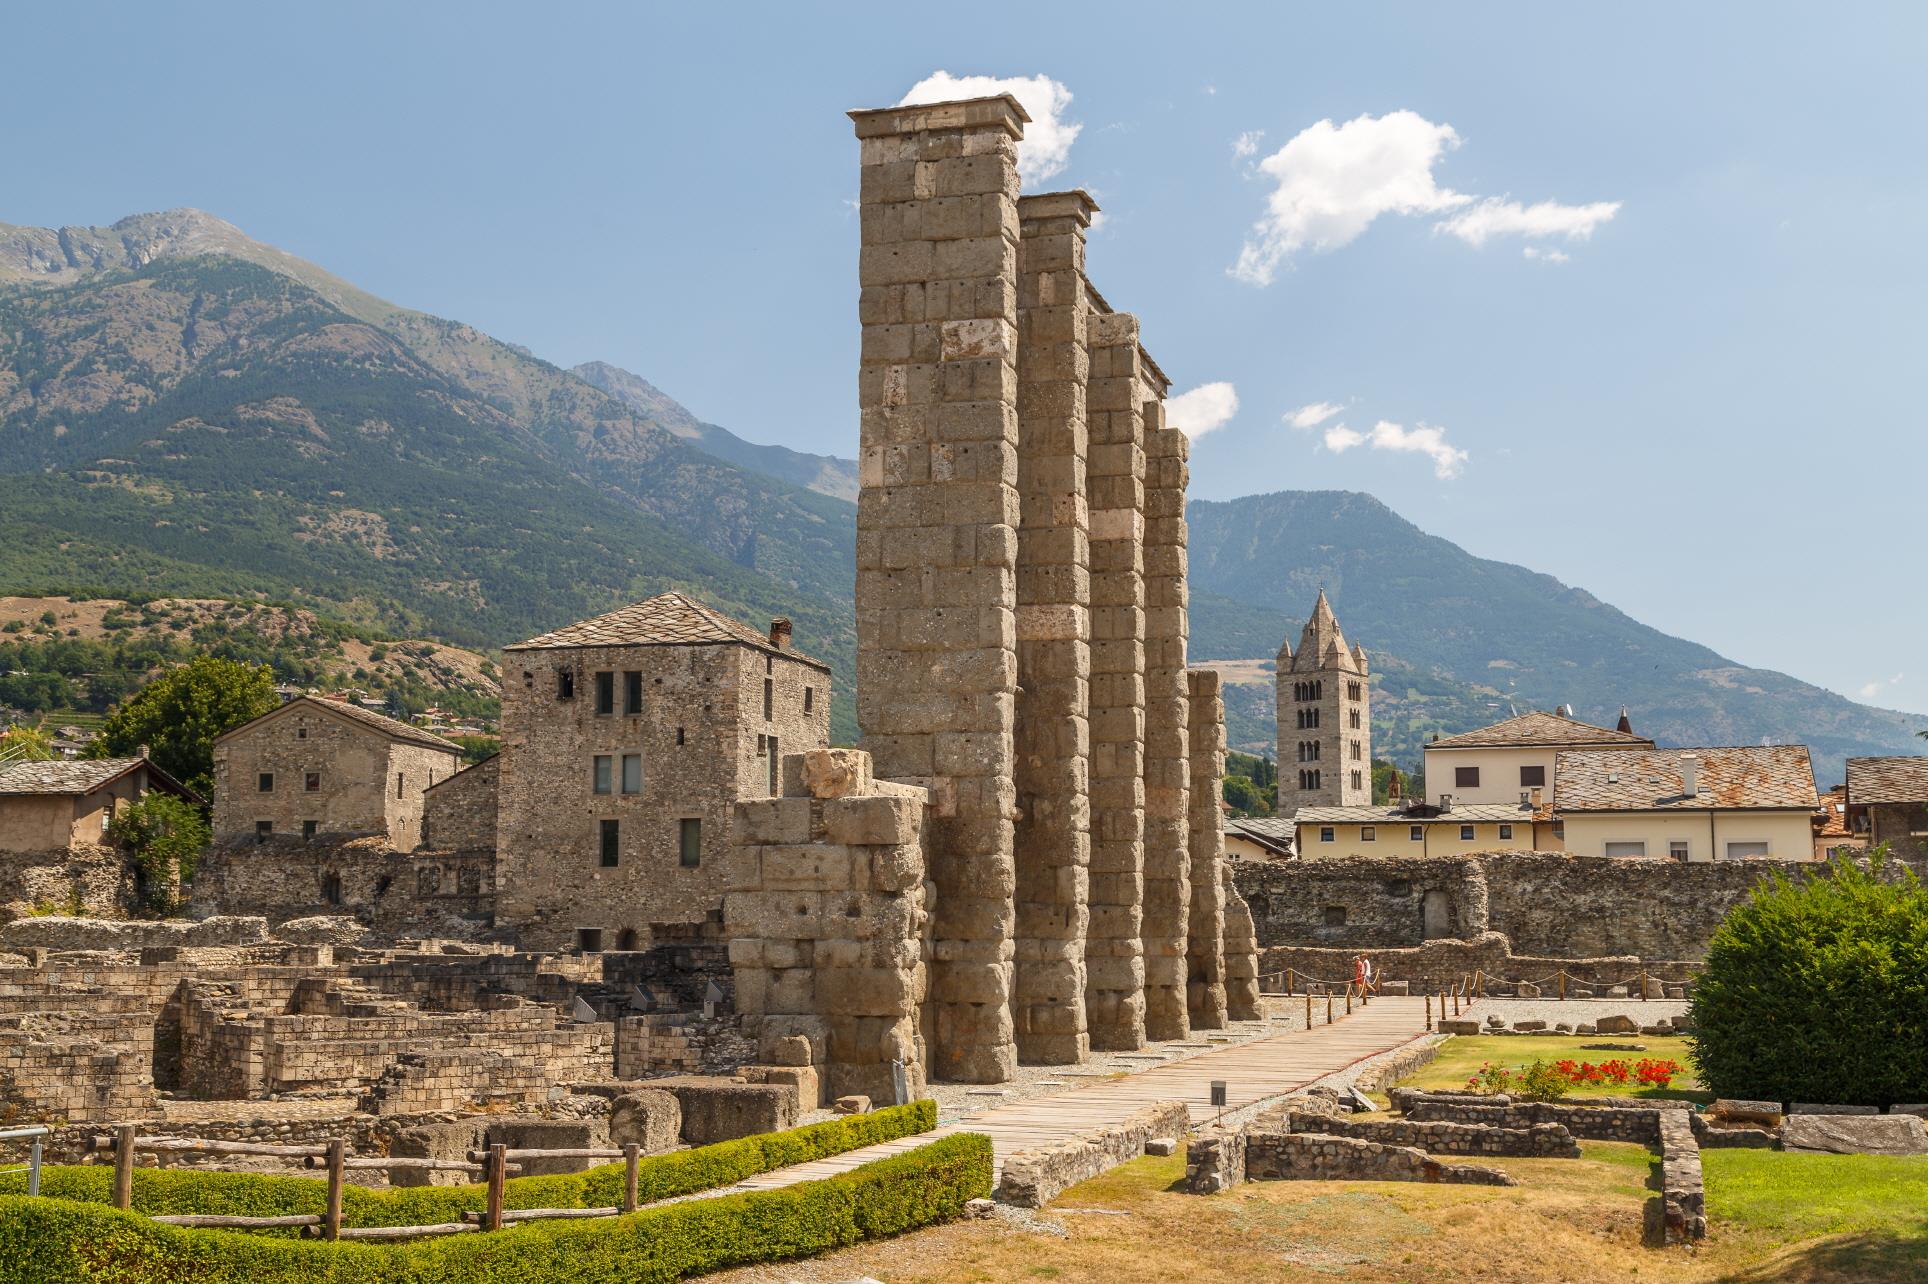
top-left (495, 593), bottom-right (831, 952)
top-left (1275, 591), bottom-right (1371, 809)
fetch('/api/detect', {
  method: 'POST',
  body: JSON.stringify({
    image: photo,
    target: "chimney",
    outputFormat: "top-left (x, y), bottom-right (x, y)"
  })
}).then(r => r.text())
top-left (1617, 705), bottom-right (1634, 735)
top-left (136, 743), bottom-right (150, 760)
top-left (768, 618), bottom-right (792, 650)
top-left (1438, 793), bottom-right (1453, 813)
top-left (1679, 753), bottom-right (1699, 799)
top-left (1530, 786), bottom-right (1543, 809)
top-left (1388, 774), bottom-right (1403, 802)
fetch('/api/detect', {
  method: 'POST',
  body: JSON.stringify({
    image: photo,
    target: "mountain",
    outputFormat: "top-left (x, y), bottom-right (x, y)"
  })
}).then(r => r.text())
top-left (1186, 490), bottom-right (1925, 785)
top-left (572, 362), bottom-right (858, 502)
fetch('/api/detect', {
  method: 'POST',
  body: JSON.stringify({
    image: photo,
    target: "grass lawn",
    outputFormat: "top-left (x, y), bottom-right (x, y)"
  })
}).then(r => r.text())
top-left (1394, 1033), bottom-right (1710, 1103)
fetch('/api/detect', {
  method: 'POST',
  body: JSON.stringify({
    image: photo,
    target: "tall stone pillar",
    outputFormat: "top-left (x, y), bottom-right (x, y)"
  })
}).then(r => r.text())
top-left (1082, 311), bottom-right (1148, 1051)
top-left (850, 95), bottom-right (1028, 1083)
top-left (1140, 401), bottom-right (1192, 1040)
top-left (1012, 192), bottom-right (1097, 1065)
top-left (1185, 668), bottom-right (1228, 1029)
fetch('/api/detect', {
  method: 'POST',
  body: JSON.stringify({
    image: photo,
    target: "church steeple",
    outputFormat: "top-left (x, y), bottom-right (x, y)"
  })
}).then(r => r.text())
top-left (1275, 591), bottom-right (1372, 810)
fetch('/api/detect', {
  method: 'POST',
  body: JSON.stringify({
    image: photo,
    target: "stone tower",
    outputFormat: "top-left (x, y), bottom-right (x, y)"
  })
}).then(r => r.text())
top-left (1275, 591), bottom-right (1371, 809)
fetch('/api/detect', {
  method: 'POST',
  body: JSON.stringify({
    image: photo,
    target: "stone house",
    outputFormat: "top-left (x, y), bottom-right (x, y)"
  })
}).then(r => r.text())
top-left (210, 696), bottom-right (464, 851)
top-left (494, 593), bottom-right (831, 952)
top-left (1423, 709), bottom-right (1652, 848)
top-left (1844, 757), bottom-right (1928, 860)
top-left (1812, 784), bottom-right (1859, 860)
top-left (1224, 817), bottom-right (1295, 861)
top-left (0, 756), bottom-right (202, 916)
top-left (1275, 592), bottom-right (1372, 809)
top-left (1294, 801), bottom-right (1536, 860)
top-left (421, 754), bottom-right (499, 854)
top-left (1553, 745), bottom-right (1818, 861)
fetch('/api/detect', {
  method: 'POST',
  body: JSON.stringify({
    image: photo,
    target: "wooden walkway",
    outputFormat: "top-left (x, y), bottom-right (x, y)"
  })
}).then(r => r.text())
top-left (720, 996), bottom-right (1430, 1194)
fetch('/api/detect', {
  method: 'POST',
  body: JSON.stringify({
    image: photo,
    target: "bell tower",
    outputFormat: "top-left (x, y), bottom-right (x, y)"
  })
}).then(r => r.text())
top-left (1275, 591), bottom-right (1371, 809)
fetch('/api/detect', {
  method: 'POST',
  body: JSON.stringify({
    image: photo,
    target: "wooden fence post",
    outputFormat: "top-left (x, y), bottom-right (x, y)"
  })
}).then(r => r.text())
top-left (1325, 993), bottom-right (1333, 1024)
top-left (622, 1143), bottom-right (639, 1214)
top-left (113, 1124), bottom-right (135, 1211)
top-left (1304, 991), bottom-right (1311, 1028)
top-left (1286, 968), bottom-right (1294, 997)
top-left (485, 1144), bottom-right (506, 1232)
top-left (1344, 984), bottom-right (1353, 1016)
top-left (1558, 971), bottom-right (1566, 1001)
top-left (1424, 993), bottom-right (1432, 1030)
top-left (1640, 971), bottom-right (1650, 1002)
top-left (323, 1139), bottom-right (344, 1242)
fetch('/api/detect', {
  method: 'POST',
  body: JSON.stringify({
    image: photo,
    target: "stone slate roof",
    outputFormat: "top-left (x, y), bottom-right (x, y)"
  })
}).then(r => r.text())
top-left (1815, 785), bottom-right (1852, 839)
top-left (1225, 817), bottom-right (1296, 856)
top-left (1428, 710), bottom-right (1654, 751)
top-left (216, 696), bottom-right (462, 754)
top-left (0, 756), bottom-right (201, 803)
top-left (1845, 757), bottom-right (1928, 806)
top-left (1292, 803), bottom-right (1533, 825)
top-left (506, 592), bottom-right (829, 670)
top-left (1554, 746), bottom-right (1817, 812)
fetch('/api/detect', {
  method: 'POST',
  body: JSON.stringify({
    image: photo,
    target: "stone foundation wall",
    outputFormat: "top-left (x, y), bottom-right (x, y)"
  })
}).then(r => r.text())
top-left (1403, 1098), bottom-right (1664, 1145)
top-left (1647, 1109), bottom-right (1707, 1243)
top-left (1283, 1110), bottom-right (1579, 1158)
top-left (1256, 932), bottom-right (1699, 995)
top-left (0, 845), bottom-right (136, 923)
top-left (1244, 1130), bottom-right (1516, 1185)
top-left (191, 837), bottom-right (493, 935)
top-left (996, 1098), bottom-right (1189, 1206)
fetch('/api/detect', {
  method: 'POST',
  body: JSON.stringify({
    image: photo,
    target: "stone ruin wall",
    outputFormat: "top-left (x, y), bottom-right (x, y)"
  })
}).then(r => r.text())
top-left (0, 843), bottom-right (137, 922)
top-left (190, 836), bottom-right (494, 934)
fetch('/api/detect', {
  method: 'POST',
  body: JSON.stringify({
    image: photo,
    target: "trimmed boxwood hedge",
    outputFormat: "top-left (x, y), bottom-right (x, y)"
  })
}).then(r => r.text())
top-left (0, 1100), bottom-right (936, 1229)
top-left (0, 1130), bottom-right (992, 1283)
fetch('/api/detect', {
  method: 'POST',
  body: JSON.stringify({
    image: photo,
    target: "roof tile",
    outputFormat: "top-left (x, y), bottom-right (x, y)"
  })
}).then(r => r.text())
top-left (1845, 757), bottom-right (1928, 806)
top-left (1429, 710), bottom-right (1654, 751)
top-left (1553, 746), bottom-right (1816, 812)
top-left (505, 592), bottom-right (827, 669)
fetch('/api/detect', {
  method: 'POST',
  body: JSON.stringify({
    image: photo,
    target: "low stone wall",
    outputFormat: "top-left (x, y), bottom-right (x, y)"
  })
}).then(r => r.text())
top-left (190, 837), bottom-right (493, 936)
top-left (1351, 1036), bottom-right (1441, 1093)
top-left (0, 1018), bottom-right (155, 1123)
top-left (1244, 1131), bottom-right (1516, 1186)
top-left (357, 1050), bottom-right (554, 1115)
top-left (997, 1100), bottom-right (1190, 1207)
top-left (1282, 1110), bottom-right (1579, 1158)
top-left (0, 845), bottom-right (136, 923)
top-left (647, 1076), bottom-right (799, 1145)
top-left (1257, 934), bottom-right (1697, 997)
top-left (1402, 1098), bottom-right (1662, 1146)
top-left (0, 915), bottom-right (269, 952)
top-left (1646, 1110), bottom-right (1706, 1243)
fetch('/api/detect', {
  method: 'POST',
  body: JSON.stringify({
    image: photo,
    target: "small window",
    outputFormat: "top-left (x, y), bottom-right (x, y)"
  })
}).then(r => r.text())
top-left (1455, 766), bottom-right (1480, 788)
top-left (1520, 765), bottom-right (1547, 787)
top-left (1348, 681), bottom-right (1362, 701)
top-left (1459, 825), bottom-right (1475, 841)
top-left (763, 677), bottom-right (774, 721)
top-left (575, 928), bottom-right (603, 953)
top-left (1322, 906), bottom-right (1347, 927)
top-left (322, 872), bottom-right (341, 906)
top-left (804, 686), bottom-right (814, 713)
top-left (557, 670), bottom-right (575, 701)
top-left (1669, 840), bottom-right (1690, 861)
top-left (305, 771), bottom-right (320, 793)
top-left (676, 726), bottom-right (686, 746)
top-left (397, 773), bottom-right (407, 799)
top-left (255, 820), bottom-right (272, 842)
top-left (1553, 820), bottom-right (1566, 840)
top-left (1388, 879), bottom-right (1412, 897)
top-left (757, 734), bottom-right (767, 755)
top-left (1319, 826), bottom-right (1335, 843)
top-left (615, 928), bottom-right (639, 951)
top-left (1498, 824), bottom-right (1513, 841)
top-left (302, 820), bottom-right (317, 841)
top-left (1349, 709), bottom-right (1361, 729)
top-left (1361, 826), bottom-right (1377, 842)
top-left (599, 818), bottom-right (620, 867)
top-left (679, 817), bottom-right (702, 867)
top-left (621, 753), bottom-right (642, 795)
top-left (1410, 825), bottom-right (1424, 842)
top-left (593, 755), bottom-right (613, 795)
top-left (1724, 841), bottom-right (1770, 860)
top-left (594, 671), bottom-right (614, 715)
top-left (624, 671), bottom-right (643, 715)
top-left (1350, 771), bottom-right (1363, 791)
top-left (1350, 740), bottom-right (1362, 761)
top-left (297, 727), bottom-right (307, 740)
top-left (1605, 840), bottom-right (1647, 858)
top-left (258, 772), bottom-right (275, 793)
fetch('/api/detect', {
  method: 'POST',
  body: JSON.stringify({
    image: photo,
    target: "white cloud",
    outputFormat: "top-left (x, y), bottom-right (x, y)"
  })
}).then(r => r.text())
top-left (1321, 419), bottom-right (1468, 479)
top-left (1233, 130), bottom-right (1265, 159)
top-left (1231, 110), bottom-right (1619, 283)
top-left (1522, 246), bottom-right (1571, 263)
top-left (1231, 111), bottom-right (1471, 285)
top-left (1438, 197), bottom-right (1621, 247)
top-left (1286, 400), bottom-right (1344, 429)
top-left (898, 71), bottom-right (1081, 184)
top-left (1167, 381), bottom-right (1240, 439)
top-left (1858, 673), bottom-right (1905, 700)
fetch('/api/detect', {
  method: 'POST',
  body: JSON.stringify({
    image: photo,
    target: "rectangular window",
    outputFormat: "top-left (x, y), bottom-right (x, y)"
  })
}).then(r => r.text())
top-left (621, 753), bottom-right (642, 795)
top-left (255, 820), bottom-right (272, 842)
top-left (804, 686), bottom-right (814, 714)
top-left (1319, 826), bottom-right (1335, 843)
top-left (1498, 824), bottom-right (1514, 841)
top-left (305, 771), bottom-right (321, 792)
top-left (1724, 841), bottom-right (1770, 860)
top-left (599, 818), bottom-right (620, 867)
top-left (763, 677), bottom-right (774, 722)
top-left (1350, 770), bottom-right (1363, 791)
top-left (557, 670), bottom-right (575, 701)
top-left (1669, 840), bottom-right (1690, 861)
top-left (675, 726), bottom-right (686, 746)
top-left (624, 671), bottom-right (643, 715)
top-left (593, 755), bottom-right (613, 795)
top-left (302, 820), bottom-right (317, 841)
top-left (575, 928), bottom-right (603, 953)
top-left (1360, 826), bottom-right (1377, 842)
top-left (679, 817), bottom-right (702, 867)
top-left (258, 772), bottom-right (275, 793)
top-left (1323, 906), bottom-right (1347, 926)
top-left (1455, 766), bottom-right (1480, 788)
top-left (1520, 765), bottom-right (1547, 787)
top-left (1604, 841), bottom-right (1647, 858)
top-left (297, 727), bottom-right (307, 740)
top-left (1460, 825), bottom-right (1476, 841)
top-left (1410, 825), bottom-right (1424, 842)
top-left (594, 671), bottom-right (614, 715)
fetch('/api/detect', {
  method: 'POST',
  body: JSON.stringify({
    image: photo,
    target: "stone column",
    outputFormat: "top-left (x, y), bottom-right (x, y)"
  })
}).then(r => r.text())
top-left (850, 95), bottom-right (1028, 1083)
top-left (1082, 311), bottom-right (1148, 1051)
top-left (1140, 398), bottom-right (1192, 1041)
top-left (1185, 668), bottom-right (1229, 1029)
top-left (1223, 866), bottom-right (1263, 1021)
top-left (1012, 191), bottom-right (1097, 1065)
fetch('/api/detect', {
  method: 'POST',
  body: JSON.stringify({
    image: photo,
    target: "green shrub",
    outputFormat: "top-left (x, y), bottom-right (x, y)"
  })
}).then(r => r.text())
top-left (1, 1100), bottom-right (936, 1227)
top-left (1689, 851), bottom-right (1928, 1106)
top-left (0, 1131), bottom-right (990, 1284)
top-left (1515, 1060), bottom-right (1571, 1103)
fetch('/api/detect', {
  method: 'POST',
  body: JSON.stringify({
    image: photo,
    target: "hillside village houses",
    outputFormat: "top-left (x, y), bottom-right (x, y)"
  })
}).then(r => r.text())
top-left (0, 755), bottom-right (201, 914)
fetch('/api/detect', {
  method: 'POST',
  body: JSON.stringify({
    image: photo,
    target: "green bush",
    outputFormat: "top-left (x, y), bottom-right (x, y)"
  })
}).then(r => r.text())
top-left (0, 1131), bottom-right (990, 1284)
top-left (1689, 851), bottom-right (1928, 1106)
top-left (1, 1101), bottom-right (936, 1228)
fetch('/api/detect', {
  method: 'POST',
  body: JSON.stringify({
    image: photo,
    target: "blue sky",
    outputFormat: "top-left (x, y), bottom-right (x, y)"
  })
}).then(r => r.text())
top-left (6, 2), bottom-right (1925, 714)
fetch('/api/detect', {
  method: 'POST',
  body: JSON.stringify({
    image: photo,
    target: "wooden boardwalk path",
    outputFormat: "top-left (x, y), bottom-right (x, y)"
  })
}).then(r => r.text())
top-left (719, 996), bottom-right (1430, 1195)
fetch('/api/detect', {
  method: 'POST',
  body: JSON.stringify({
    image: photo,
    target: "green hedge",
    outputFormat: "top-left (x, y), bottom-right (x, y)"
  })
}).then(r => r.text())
top-left (0, 1100), bottom-right (936, 1229)
top-left (0, 1131), bottom-right (991, 1284)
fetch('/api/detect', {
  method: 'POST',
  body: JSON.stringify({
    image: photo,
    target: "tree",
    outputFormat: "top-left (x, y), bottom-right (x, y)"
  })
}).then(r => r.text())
top-left (1688, 849), bottom-right (1928, 1107)
top-left (0, 724), bottom-right (56, 762)
top-left (90, 656), bottom-right (277, 797)
top-left (107, 793), bottom-right (211, 912)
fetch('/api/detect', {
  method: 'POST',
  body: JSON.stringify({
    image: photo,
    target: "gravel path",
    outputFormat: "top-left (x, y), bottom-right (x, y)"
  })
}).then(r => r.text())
top-left (1461, 996), bottom-right (1689, 1030)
